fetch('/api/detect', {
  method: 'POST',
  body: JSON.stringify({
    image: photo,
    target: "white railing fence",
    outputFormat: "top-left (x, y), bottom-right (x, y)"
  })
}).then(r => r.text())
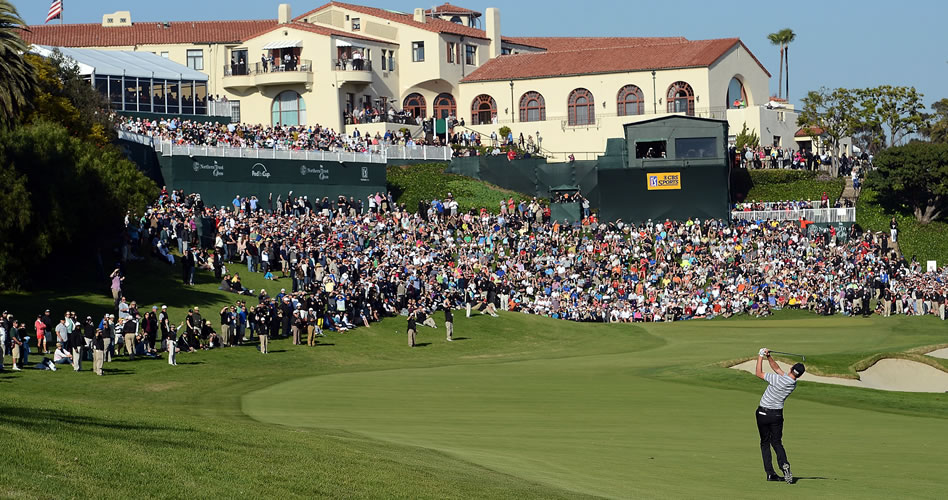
top-left (730, 207), bottom-right (856, 224)
top-left (118, 130), bottom-right (453, 163)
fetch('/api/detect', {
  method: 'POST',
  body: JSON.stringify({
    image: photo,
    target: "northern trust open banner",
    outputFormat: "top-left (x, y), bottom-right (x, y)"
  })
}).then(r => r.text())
top-left (159, 155), bottom-right (387, 208)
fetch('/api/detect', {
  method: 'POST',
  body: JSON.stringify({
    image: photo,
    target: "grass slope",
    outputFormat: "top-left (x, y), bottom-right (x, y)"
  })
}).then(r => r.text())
top-left (856, 186), bottom-right (948, 264)
top-left (387, 163), bottom-right (530, 213)
top-left (3, 260), bottom-right (948, 498)
top-left (745, 170), bottom-right (845, 203)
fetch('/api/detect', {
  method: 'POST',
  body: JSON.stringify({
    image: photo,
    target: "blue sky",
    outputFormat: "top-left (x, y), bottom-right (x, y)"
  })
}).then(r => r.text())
top-left (15, 0), bottom-right (948, 110)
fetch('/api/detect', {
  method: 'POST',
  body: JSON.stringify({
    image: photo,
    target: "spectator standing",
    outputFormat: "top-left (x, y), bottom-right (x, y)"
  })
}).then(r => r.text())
top-left (34, 314), bottom-right (48, 354)
top-left (110, 268), bottom-right (124, 308)
top-left (443, 299), bottom-right (454, 342)
top-left (68, 322), bottom-right (84, 371)
top-left (92, 329), bottom-right (105, 376)
top-left (10, 320), bottom-right (23, 370)
top-left (407, 309), bottom-right (417, 347)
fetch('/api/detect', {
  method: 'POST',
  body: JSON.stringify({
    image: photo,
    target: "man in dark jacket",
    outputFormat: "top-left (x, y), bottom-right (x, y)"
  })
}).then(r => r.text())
top-left (407, 309), bottom-right (418, 347)
top-left (68, 324), bottom-right (85, 371)
top-left (93, 329), bottom-right (106, 376)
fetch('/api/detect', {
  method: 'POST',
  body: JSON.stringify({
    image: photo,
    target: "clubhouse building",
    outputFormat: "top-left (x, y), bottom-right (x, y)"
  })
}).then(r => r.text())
top-left (24, 2), bottom-right (808, 161)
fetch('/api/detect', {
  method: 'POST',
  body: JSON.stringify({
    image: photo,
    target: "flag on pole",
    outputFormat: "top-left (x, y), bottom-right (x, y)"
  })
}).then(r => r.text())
top-left (45, 0), bottom-right (63, 24)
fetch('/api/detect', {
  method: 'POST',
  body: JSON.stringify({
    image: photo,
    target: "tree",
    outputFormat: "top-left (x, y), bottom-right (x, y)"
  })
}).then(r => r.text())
top-left (24, 52), bottom-right (113, 145)
top-left (798, 87), bottom-right (859, 176)
top-left (780, 28), bottom-right (796, 101)
top-left (920, 98), bottom-right (948, 144)
top-left (0, 121), bottom-right (157, 287)
top-left (766, 28), bottom-right (795, 100)
top-left (735, 122), bottom-right (759, 151)
top-left (0, 0), bottom-right (36, 128)
top-left (856, 86), bottom-right (926, 148)
top-left (868, 142), bottom-right (948, 224)
top-left (767, 31), bottom-right (785, 100)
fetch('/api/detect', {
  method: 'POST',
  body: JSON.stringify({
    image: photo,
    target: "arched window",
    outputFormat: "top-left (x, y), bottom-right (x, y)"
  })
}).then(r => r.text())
top-left (567, 88), bottom-right (595, 126)
top-left (433, 93), bottom-right (456, 119)
top-left (271, 90), bottom-right (306, 126)
top-left (617, 85), bottom-right (644, 116)
top-left (518, 91), bottom-right (546, 122)
top-left (403, 92), bottom-right (427, 118)
top-left (667, 81), bottom-right (695, 116)
top-left (727, 77), bottom-right (747, 109)
top-left (471, 94), bottom-right (497, 125)
top-left (450, 15), bottom-right (462, 24)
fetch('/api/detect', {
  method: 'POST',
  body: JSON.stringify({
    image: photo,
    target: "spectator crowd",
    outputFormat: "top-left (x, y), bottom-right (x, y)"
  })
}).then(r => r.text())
top-left (3, 187), bottom-right (946, 373)
top-left (118, 117), bottom-right (544, 159)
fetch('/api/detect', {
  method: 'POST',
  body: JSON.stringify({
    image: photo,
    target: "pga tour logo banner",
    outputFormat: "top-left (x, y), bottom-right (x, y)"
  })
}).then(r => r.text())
top-left (646, 172), bottom-right (681, 190)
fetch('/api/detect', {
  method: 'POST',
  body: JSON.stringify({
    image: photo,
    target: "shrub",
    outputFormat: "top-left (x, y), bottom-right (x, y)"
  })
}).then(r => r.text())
top-left (387, 163), bottom-right (530, 213)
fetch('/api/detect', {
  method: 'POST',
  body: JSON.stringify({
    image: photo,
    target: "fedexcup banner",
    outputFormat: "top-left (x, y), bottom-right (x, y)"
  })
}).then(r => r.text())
top-left (646, 172), bottom-right (681, 190)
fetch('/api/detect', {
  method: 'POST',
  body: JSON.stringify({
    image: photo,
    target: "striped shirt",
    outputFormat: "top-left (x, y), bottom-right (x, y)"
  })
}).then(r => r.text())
top-left (759, 373), bottom-right (796, 409)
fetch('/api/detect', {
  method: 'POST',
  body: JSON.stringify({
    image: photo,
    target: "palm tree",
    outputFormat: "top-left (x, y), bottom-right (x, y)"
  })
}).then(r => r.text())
top-left (0, 0), bottom-right (36, 128)
top-left (767, 31), bottom-right (784, 100)
top-left (778, 28), bottom-right (796, 101)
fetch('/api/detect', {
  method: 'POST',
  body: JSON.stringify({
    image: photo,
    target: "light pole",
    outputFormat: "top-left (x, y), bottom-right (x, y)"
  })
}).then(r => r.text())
top-left (652, 70), bottom-right (657, 114)
top-left (509, 80), bottom-right (515, 123)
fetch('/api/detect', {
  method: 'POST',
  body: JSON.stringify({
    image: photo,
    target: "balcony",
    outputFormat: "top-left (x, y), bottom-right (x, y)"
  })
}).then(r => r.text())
top-left (333, 58), bottom-right (373, 85)
top-left (222, 60), bottom-right (314, 90)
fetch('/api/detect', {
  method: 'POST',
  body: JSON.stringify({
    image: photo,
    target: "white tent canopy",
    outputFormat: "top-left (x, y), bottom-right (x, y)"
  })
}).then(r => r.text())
top-left (335, 39), bottom-right (353, 47)
top-left (261, 39), bottom-right (303, 50)
top-left (30, 45), bottom-right (208, 81)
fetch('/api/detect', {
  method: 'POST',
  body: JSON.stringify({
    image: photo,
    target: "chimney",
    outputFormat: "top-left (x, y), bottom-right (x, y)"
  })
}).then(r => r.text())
top-left (485, 7), bottom-right (501, 59)
top-left (278, 3), bottom-right (292, 24)
top-left (413, 8), bottom-right (427, 23)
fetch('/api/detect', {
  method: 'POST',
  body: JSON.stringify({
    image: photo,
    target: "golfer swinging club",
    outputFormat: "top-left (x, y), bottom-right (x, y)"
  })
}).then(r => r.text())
top-left (755, 348), bottom-right (805, 484)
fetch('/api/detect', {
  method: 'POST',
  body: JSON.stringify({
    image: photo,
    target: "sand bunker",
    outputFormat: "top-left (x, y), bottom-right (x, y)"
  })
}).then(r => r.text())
top-left (730, 358), bottom-right (948, 393)
top-left (926, 348), bottom-right (948, 360)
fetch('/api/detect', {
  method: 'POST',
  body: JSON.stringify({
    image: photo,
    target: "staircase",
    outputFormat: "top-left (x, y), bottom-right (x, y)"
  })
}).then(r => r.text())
top-left (839, 177), bottom-right (859, 205)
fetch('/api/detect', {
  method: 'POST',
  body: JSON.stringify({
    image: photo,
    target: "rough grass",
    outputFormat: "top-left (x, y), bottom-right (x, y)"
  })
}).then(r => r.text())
top-left (857, 186), bottom-right (948, 264)
top-left (3, 257), bottom-right (948, 498)
top-left (745, 169), bottom-right (846, 202)
top-left (387, 163), bottom-right (530, 213)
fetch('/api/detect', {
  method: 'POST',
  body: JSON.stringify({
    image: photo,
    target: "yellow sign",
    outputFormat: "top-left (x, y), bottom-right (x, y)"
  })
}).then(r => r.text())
top-left (646, 172), bottom-right (682, 190)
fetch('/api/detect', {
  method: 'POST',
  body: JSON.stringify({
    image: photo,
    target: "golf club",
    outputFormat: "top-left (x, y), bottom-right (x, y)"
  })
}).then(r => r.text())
top-left (769, 350), bottom-right (805, 361)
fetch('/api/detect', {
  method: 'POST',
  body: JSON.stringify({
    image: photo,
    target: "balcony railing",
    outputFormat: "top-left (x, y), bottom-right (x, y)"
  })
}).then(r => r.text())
top-left (730, 207), bottom-right (856, 224)
top-left (333, 58), bottom-right (373, 72)
top-left (223, 59), bottom-right (314, 76)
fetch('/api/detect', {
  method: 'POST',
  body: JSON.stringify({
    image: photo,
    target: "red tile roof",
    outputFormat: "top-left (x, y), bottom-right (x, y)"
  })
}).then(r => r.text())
top-left (295, 2), bottom-right (489, 40)
top-left (244, 21), bottom-right (396, 44)
top-left (503, 36), bottom-right (688, 51)
top-left (796, 126), bottom-right (825, 137)
top-left (462, 38), bottom-right (770, 82)
top-left (425, 3), bottom-right (482, 16)
top-left (21, 19), bottom-right (277, 47)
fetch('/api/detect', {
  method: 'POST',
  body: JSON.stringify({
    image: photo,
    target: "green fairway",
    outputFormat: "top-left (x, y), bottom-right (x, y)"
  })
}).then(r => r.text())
top-left (3, 261), bottom-right (948, 498)
top-left (243, 316), bottom-right (948, 499)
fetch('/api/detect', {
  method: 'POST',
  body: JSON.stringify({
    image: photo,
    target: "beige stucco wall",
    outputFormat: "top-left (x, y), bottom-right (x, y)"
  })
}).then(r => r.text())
top-left (457, 67), bottom-right (714, 160)
top-left (73, 7), bottom-right (792, 156)
top-left (726, 106), bottom-right (799, 149)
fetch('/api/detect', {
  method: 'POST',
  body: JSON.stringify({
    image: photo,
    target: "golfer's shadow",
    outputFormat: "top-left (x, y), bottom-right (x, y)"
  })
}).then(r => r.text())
top-left (792, 477), bottom-right (832, 483)
top-left (413, 342), bottom-right (432, 347)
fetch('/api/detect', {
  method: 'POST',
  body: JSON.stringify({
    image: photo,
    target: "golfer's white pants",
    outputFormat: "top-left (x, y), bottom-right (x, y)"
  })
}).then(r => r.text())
top-left (168, 341), bottom-right (177, 365)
